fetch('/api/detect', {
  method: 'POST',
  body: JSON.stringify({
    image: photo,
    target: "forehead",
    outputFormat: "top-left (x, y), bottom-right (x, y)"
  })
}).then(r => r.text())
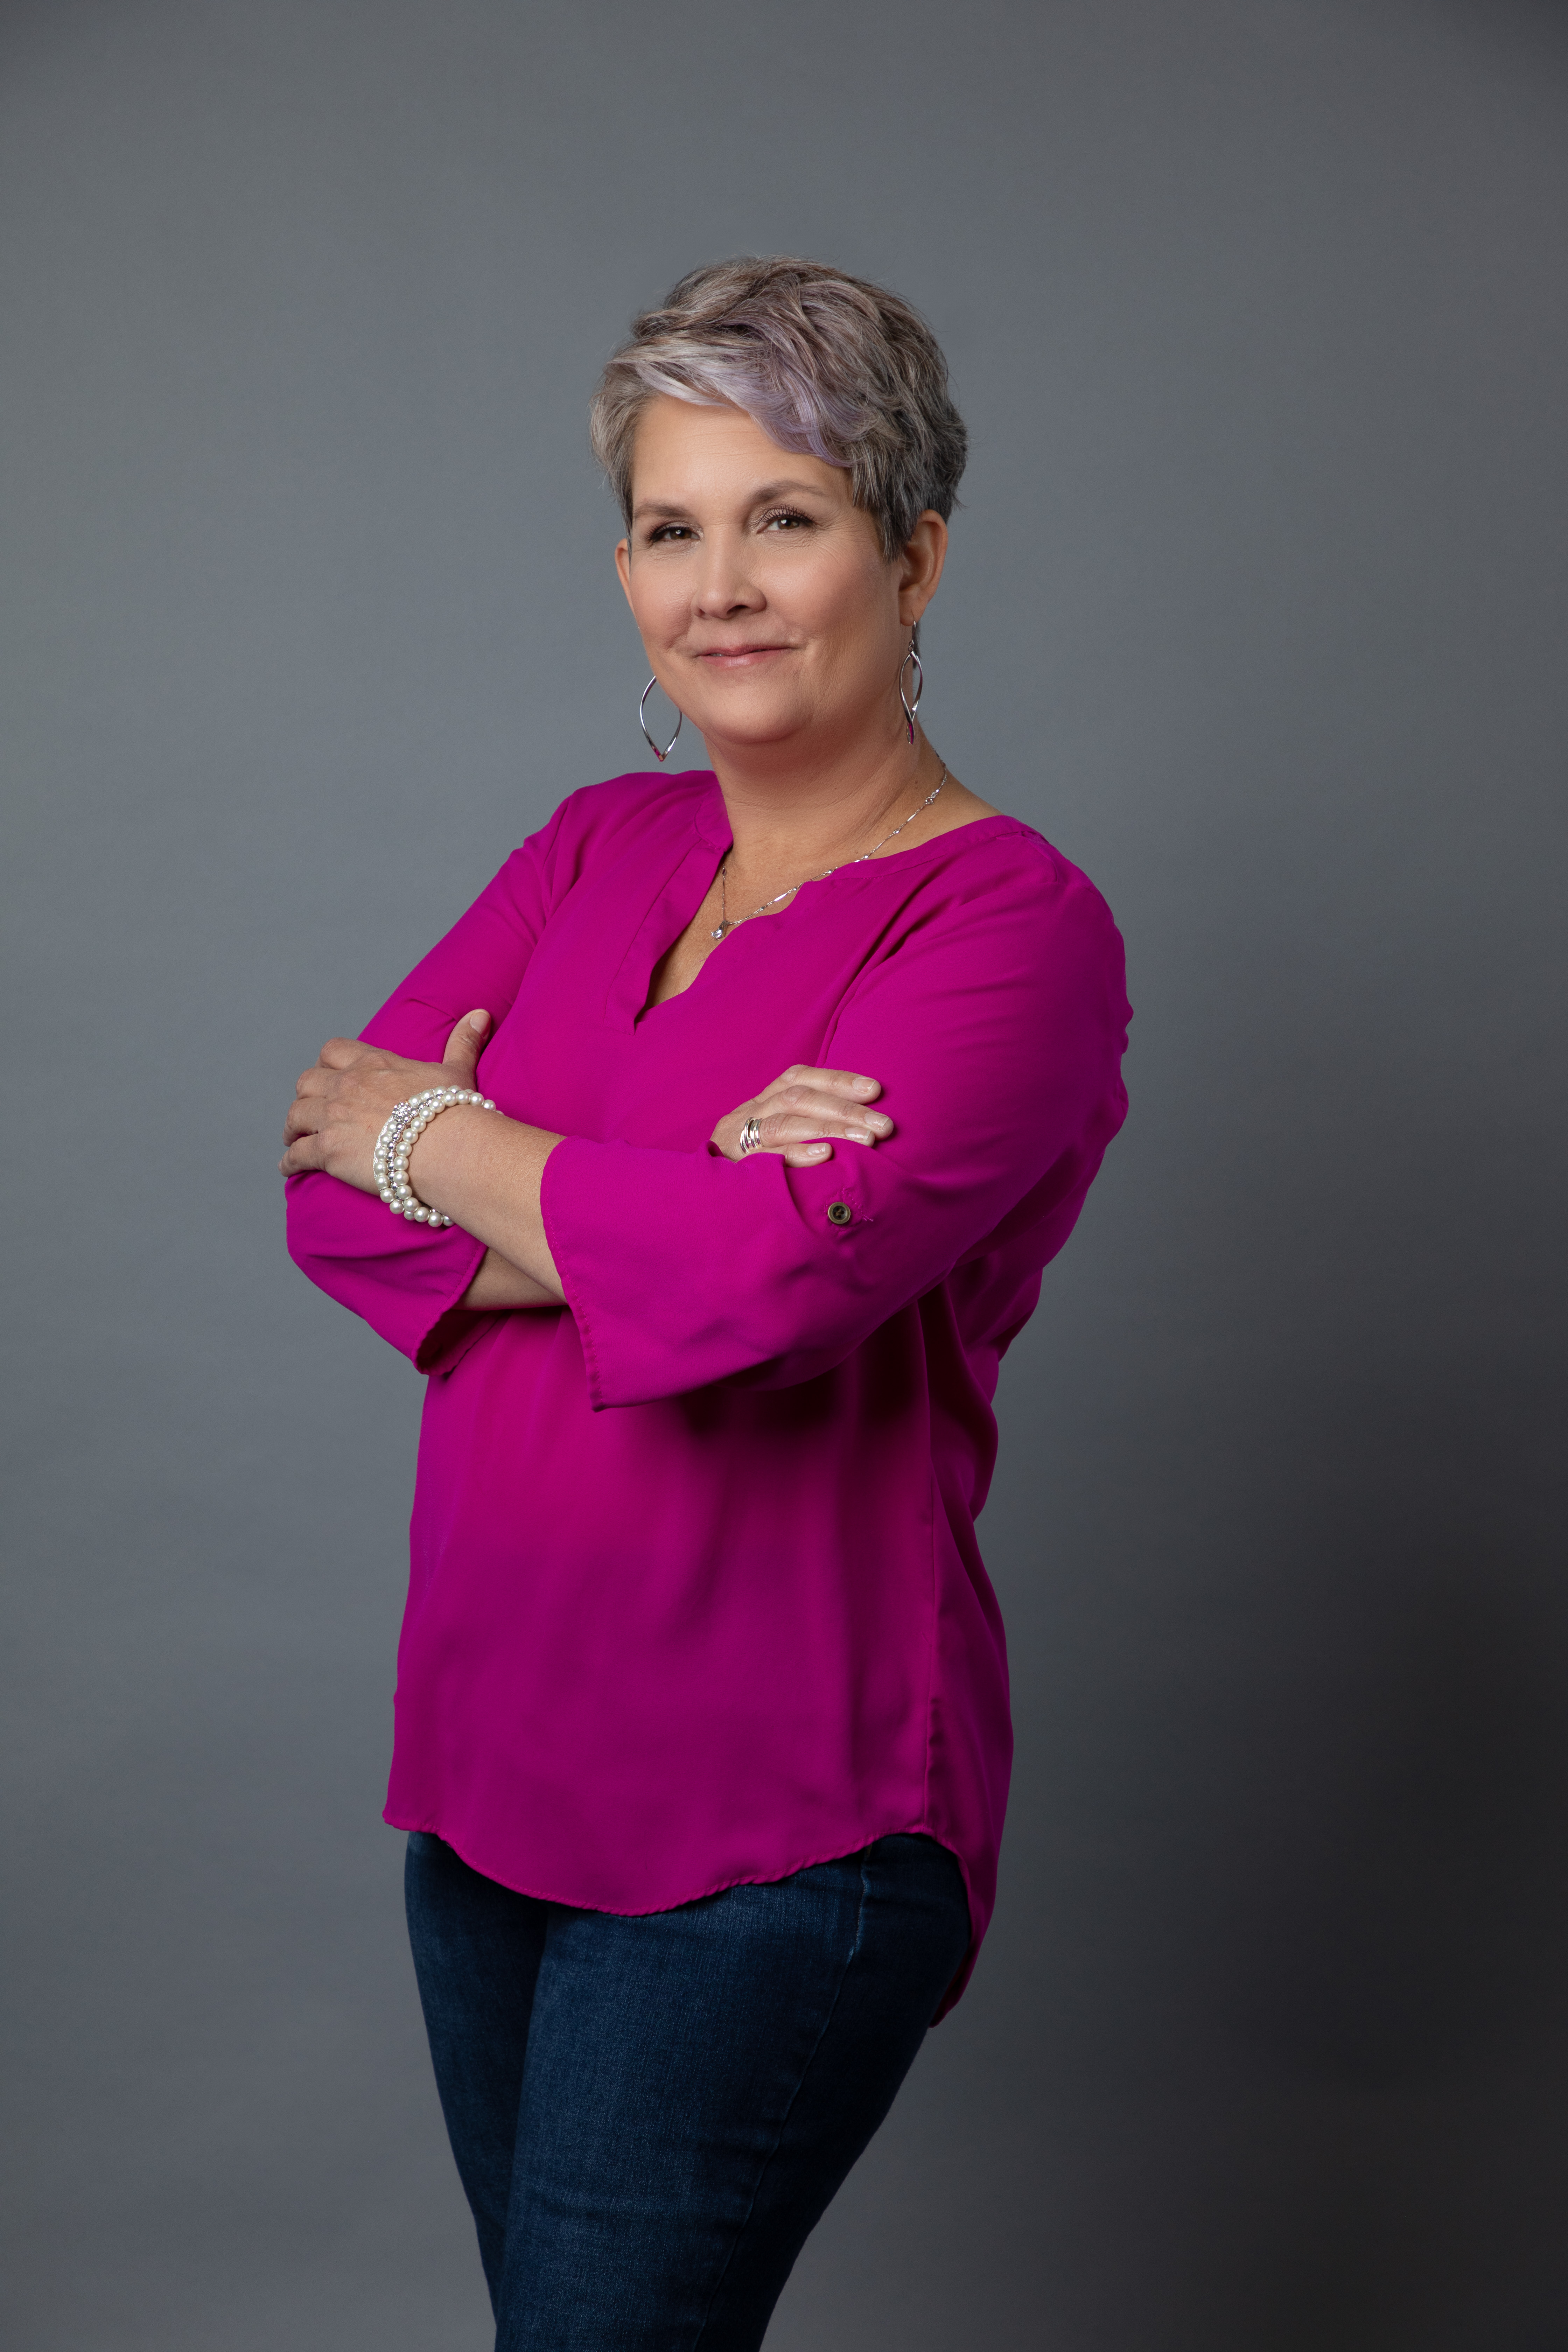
top-left (629, 394), bottom-right (849, 508)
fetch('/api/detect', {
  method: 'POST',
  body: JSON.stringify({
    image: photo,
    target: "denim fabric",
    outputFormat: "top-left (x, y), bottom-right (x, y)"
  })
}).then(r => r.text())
top-left (404, 1830), bottom-right (972, 2350)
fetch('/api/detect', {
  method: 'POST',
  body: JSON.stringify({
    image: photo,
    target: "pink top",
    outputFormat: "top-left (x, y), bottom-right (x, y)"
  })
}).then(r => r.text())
top-left (287, 770), bottom-right (1129, 2012)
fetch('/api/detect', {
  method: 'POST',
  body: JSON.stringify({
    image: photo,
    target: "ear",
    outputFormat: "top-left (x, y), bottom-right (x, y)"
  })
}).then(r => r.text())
top-left (896, 511), bottom-right (948, 627)
top-left (614, 536), bottom-right (635, 607)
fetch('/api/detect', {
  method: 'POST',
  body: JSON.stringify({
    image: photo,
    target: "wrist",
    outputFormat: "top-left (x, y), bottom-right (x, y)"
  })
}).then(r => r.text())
top-left (376, 1088), bottom-right (497, 1225)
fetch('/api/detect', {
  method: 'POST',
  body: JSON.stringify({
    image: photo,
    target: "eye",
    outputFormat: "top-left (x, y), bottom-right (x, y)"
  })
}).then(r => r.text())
top-left (760, 507), bottom-right (812, 533)
top-left (645, 523), bottom-right (696, 544)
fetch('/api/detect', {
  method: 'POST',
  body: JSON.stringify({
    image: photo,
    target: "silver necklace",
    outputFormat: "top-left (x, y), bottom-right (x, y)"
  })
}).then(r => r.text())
top-left (710, 766), bottom-right (948, 942)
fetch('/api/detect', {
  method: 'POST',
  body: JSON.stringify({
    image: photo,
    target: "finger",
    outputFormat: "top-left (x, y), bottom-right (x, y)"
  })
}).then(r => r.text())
top-left (280, 1132), bottom-right (328, 1175)
top-left (317, 1036), bottom-right (368, 1070)
top-left (756, 1085), bottom-right (895, 1138)
top-left (817, 1068), bottom-right (884, 1101)
top-left (756, 1109), bottom-right (887, 1152)
top-left (782, 1085), bottom-right (893, 1133)
top-left (781, 1140), bottom-right (835, 1166)
top-left (283, 1095), bottom-right (326, 1143)
top-left (442, 1008), bottom-right (491, 1082)
top-left (766, 1066), bottom-right (883, 1103)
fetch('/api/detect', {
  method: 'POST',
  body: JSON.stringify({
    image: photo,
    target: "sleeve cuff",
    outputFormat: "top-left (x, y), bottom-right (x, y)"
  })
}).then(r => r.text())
top-left (411, 1225), bottom-right (495, 1375)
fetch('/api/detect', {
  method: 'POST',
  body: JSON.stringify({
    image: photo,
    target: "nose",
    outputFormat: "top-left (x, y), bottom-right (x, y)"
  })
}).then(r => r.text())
top-left (692, 528), bottom-right (764, 620)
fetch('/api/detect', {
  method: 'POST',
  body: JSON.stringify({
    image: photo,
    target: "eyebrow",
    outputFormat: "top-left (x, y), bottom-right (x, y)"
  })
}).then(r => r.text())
top-left (631, 479), bottom-right (834, 522)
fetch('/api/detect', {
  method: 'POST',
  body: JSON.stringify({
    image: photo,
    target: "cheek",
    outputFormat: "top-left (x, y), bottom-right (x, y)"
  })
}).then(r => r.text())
top-left (626, 565), bottom-right (687, 646)
top-left (798, 557), bottom-right (901, 669)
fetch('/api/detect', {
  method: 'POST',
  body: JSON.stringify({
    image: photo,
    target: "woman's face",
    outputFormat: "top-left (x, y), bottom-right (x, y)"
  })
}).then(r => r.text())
top-left (615, 396), bottom-right (943, 763)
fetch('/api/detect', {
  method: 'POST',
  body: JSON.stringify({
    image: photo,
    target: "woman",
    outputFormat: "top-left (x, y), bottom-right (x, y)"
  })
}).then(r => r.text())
top-left (283, 256), bottom-right (1129, 2346)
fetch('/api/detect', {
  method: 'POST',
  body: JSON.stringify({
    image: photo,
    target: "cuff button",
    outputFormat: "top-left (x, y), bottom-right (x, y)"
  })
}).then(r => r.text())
top-left (826, 1201), bottom-right (853, 1225)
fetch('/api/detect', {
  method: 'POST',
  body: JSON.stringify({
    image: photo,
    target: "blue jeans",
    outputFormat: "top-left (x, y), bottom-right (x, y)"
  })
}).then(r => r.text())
top-left (404, 1830), bottom-right (972, 2349)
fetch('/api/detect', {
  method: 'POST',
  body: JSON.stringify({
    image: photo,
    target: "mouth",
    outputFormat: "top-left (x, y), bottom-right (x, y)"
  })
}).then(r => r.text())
top-left (692, 643), bottom-right (796, 669)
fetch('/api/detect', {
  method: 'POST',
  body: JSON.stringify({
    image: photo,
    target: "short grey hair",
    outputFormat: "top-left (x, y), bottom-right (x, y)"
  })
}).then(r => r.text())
top-left (589, 255), bottom-right (967, 561)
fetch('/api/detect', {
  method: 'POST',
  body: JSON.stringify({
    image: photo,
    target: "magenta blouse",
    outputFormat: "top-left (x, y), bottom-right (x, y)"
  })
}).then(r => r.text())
top-left (287, 770), bottom-right (1129, 2011)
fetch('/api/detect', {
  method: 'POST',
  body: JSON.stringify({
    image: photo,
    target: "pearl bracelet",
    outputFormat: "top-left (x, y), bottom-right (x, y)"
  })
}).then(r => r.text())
top-left (373, 1086), bottom-right (496, 1226)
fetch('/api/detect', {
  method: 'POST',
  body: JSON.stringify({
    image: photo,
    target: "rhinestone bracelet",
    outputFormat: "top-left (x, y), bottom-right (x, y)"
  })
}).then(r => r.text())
top-left (373, 1086), bottom-right (496, 1226)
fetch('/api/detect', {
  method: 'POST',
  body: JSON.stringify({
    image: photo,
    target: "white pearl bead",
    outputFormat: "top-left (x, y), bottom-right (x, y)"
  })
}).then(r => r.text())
top-left (381, 1078), bottom-right (495, 1221)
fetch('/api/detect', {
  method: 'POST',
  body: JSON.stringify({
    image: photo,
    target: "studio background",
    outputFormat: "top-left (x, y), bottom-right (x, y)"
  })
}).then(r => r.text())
top-left (3, 2), bottom-right (1565, 2345)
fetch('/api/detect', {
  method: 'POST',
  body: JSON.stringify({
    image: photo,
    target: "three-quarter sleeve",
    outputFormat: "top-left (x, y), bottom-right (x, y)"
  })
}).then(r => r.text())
top-left (285, 801), bottom-right (573, 1370)
top-left (541, 846), bottom-right (1129, 1410)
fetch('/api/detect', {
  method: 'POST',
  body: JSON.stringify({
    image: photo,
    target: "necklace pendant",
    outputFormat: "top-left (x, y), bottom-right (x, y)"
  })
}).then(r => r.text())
top-left (711, 923), bottom-right (728, 940)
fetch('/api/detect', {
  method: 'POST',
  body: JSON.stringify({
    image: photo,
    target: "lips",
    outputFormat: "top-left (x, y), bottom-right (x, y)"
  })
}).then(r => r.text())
top-left (693, 643), bottom-right (794, 664)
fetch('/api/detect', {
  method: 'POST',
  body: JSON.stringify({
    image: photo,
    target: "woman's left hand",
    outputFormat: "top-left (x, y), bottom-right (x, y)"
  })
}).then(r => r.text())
top-left (281, 1010), bottom-right (493, 1192)
top-left (710, 1065), bottom-right (894, 1166)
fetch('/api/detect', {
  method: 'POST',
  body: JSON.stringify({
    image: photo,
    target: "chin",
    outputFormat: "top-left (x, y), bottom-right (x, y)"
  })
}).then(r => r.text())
top-left (690, 692), bottom-right (813, 748)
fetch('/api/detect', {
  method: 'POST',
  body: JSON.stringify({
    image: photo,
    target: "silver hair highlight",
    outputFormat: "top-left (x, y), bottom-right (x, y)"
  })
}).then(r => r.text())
top-left (589, 256), bottom-right (967, 561)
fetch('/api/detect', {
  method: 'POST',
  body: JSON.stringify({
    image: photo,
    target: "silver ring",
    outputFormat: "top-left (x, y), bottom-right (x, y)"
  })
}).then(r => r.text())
top-left (739, 1116), bottom-right (762, 1155)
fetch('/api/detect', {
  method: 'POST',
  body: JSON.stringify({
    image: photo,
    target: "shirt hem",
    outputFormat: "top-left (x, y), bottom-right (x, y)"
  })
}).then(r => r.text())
top-left (383, 1802), bottom-right (979, 2009)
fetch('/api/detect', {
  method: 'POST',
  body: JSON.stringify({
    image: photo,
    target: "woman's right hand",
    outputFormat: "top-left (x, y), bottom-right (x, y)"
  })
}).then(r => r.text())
top-left (711, 1067), bottom-right (895, 1167)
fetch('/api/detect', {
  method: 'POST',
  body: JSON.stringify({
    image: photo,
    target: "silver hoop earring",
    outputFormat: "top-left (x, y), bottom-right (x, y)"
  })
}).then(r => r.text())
top-left (898, 646), bottom-right (924, 745)
top-left (639, 676), bottom-right (682, 764)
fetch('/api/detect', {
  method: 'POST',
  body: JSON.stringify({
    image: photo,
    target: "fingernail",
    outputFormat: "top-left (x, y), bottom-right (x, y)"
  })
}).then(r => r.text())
top-left (806, 1142), bottom-right (830, 1156)
top-left (468, 1010), bottom-right (488, 1031)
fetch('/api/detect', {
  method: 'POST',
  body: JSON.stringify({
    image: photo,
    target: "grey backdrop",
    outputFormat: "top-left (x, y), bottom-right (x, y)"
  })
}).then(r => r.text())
top-left (4, 1), bottom-right (1565, 2345)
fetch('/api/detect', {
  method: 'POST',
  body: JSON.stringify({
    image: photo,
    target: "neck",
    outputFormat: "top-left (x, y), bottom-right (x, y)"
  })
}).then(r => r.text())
top-left (707, 719), bottom-right (943, 877)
